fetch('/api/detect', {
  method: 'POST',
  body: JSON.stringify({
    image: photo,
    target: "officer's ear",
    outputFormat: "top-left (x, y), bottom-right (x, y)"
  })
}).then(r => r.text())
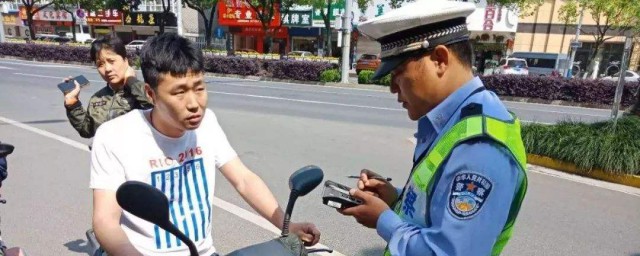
top-left (144, 84), bottom-right (156, 105)
top-left (432, 45), bottom-right (450, 76)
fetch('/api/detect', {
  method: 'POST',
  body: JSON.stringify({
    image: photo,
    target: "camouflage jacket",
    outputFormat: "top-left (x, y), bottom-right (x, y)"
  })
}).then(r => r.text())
top-left (65, 77), bottom-right (153, 138)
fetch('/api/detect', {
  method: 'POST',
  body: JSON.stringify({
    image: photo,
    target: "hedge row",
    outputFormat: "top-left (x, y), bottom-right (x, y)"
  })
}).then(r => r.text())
top-left (1, 43), bottom-right (638, 107)
top-left (480, 75), bottom-right (640, 107)
top-left (0, 43), bottom-right (337, 82)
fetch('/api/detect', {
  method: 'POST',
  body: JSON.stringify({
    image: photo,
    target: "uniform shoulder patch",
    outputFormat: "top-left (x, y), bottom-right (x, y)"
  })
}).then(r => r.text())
top-left (447, 172), bottom-right (493, 220)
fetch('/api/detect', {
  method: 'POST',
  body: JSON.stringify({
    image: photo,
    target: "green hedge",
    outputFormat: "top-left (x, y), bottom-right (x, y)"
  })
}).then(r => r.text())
top-left (522, 116), bottom-right (640, 175)
top-left (320, 69), bottom-right (341, 83)
top-left (358, 71), bottom-right (391, 86)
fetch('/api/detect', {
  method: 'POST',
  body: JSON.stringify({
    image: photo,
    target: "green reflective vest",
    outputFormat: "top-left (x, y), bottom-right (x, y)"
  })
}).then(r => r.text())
top-left (383, 113), bottom-right (528, 256)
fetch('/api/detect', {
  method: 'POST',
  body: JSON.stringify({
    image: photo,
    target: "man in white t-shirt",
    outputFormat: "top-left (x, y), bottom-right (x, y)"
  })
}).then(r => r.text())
top-left (90, 33), bottom-right (321, 256)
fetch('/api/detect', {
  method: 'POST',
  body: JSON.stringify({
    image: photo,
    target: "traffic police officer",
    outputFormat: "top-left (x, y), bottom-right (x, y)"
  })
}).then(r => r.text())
top-left (339, 1), bottom-right (528, 255)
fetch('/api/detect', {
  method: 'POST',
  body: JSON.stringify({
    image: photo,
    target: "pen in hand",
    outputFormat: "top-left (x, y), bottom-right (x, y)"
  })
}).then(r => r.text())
top-left (347, 175), bottom-right (392, 182)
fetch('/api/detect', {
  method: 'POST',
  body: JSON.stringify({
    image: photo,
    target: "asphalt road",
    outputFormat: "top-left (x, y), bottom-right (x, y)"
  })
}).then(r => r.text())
top-left (0, 59), bottom-right (638, 256)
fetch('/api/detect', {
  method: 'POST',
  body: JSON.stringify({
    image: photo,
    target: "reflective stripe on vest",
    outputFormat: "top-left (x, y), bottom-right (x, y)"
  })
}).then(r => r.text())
top-left (383, 114), bottom-right (528, 256)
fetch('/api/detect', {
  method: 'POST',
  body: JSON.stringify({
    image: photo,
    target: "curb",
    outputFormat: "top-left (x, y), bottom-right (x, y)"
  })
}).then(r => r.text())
top-left (527, 154), bottom-right (640, 189)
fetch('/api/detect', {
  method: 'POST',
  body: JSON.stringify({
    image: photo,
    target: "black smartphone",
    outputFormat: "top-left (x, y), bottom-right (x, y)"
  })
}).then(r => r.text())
top-left (57, 75), bottom-right (90, 94)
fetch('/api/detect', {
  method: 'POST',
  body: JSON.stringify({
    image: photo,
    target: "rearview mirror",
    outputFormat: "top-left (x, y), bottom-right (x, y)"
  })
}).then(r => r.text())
top-left (288, 165), bottom-right (324, 196)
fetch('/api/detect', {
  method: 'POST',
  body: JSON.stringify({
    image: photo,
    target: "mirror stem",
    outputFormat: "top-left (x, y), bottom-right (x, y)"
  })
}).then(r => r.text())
top-left (281, 190), bottom-right (299, 237)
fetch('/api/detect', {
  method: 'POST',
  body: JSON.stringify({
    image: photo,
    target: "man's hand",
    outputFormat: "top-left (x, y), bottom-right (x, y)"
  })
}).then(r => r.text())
top-left (357, 169), bottom-right (398, 206)
top-left (63, 76), bottom-right (81, 106)
top-left (339, 189), bottom-right (390, 229)
top-left (289, 222), bottom-right (321, 246)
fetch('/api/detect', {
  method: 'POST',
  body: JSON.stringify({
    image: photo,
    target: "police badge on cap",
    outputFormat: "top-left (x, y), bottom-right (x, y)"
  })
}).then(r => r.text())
top-left (357, 0), bottom-right (475, 80)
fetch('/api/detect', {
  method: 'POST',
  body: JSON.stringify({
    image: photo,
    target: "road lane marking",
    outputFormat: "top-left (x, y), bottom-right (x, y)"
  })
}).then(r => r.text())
top-left (13, 73), bottom-right (103, 83)
top-left (0, 60), bottom-right (93, 69)
top-left (210, 90), bottom-right (404, 112)
top-left (0, 115), bottom-right (344, 256)
top-left (209, 81), bottom-right (392, 99)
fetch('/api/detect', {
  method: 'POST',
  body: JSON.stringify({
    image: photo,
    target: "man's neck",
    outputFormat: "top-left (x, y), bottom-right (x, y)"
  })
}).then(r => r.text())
top-left (443, 67), bottom-right (474, 96)
top-left (149, 110), bottom-right (186, 138)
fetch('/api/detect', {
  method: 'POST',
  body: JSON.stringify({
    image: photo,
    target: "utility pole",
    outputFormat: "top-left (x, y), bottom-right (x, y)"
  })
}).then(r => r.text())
top-left (0, 4), bottom-right (5, 43)
top-left (340, 0), bottom-right (352, 84)
top-left (176, 0), bottom-right (183, 36)
top-left (77, 2), bottom-right (84, 34)
top-left (566, 6), bottom-right (584, 78)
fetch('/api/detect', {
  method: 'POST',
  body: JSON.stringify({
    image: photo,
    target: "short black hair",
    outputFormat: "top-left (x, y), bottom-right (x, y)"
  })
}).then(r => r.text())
top-left (140, 33), bottom-right (204, 90)
top-left (446, 40), bottom-right (474, 69)
top-left (90, 35), bottom-right (127, 63)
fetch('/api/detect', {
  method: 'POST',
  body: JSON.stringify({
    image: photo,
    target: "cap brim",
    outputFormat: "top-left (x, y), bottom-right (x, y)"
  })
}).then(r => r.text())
top-left (372, 56), bottom-right (405, 80)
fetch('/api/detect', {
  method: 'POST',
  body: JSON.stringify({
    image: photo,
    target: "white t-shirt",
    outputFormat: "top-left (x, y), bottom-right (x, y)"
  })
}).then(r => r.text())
top-left (90, 108), bottom-right (237, 256)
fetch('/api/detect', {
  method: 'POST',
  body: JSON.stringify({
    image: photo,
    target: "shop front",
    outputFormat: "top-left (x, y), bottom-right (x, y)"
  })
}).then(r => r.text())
top-left (82, 9), bottom-right (122, 39)
top-left (466, 0), bottom-right (519, 75)
top-left (229, 26), bottom-right (288, 54)
top-left (117, 11), bottom-right (177, 42)
top-left (217, 0), bottom-right (284, 53)
top-left (19, 7), bottom-right (74, 36)
top-left (283, 9), bottom-right (319, 54)
top-left (2, 12), bottom-right (28, 39)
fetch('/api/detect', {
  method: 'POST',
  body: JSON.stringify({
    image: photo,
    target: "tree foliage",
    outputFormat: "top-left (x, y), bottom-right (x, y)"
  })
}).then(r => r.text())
top-left (183, 0), bottom-right (218, 47)
top-left (559, 0), bottom-right (640, 78)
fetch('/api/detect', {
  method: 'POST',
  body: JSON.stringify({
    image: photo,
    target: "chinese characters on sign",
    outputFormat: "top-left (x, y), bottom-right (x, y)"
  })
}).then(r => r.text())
top-left (217, 0), bottom-right (280, 27)
top-left (85, 9), bottom-right (122, 25)
top-left (282, 10), bottom-right (312, 27)
top-left (123, 12), bottom-right (177, 26)
top-left (19, 7), bottom-right (73, 22)
top-left (483, 3), bottom-right (495, 31)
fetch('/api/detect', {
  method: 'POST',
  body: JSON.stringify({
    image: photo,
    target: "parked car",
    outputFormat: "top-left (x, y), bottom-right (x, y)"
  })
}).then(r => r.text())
top-left (355, 54), bottom-right (381, 74)
top-left (602, 70), bottom-right (640, 82)
top-left (287, 51), bottom-right (314, 58)
top-left (125, 40), bottom-right (146, 50)
top-left (494, 58), bottom-right (529, 75)
top-left (511, 52), bottom-right (568, 76)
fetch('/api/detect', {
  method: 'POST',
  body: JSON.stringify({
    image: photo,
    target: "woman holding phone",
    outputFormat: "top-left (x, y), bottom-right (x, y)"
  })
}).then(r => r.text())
top-left (61, 35), bottom-right (153, 139)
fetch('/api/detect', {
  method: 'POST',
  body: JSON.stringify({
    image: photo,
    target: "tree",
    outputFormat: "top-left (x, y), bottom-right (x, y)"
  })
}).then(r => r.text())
top-left (246, 0), bottom-right (300, 53)
top-left (22, 0), bottom-right (56, 40)
top-left (183, 0), bottom-right (217, 48)
top-left (52, 0), bottom-right (99, 42)
top-left (309, 0), bottom-right (339, 57)
top-left (559, 0), bottom-right (640, 78)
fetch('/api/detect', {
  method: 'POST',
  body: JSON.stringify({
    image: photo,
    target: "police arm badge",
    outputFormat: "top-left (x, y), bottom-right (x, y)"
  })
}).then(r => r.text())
top-left (447, 172), bottom-right (493, 220)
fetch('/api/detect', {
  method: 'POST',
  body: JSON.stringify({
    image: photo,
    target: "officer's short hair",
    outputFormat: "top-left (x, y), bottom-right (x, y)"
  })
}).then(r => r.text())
top-left (445, 40), bottom-right (474, 70)
top-left (90, 35), bottom-right (127, 63)
top-left (140, 33), bottom-right (204, 91)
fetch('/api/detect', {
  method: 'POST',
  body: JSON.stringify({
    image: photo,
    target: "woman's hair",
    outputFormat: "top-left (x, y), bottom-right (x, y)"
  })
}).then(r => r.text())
top-left (90, 35), bottom-right (128, 62)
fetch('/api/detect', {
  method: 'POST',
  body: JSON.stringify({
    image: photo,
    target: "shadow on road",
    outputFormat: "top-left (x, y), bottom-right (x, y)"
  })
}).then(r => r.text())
top-left (0, 119), bottom-right (67, 125)
top-left (629, 253), bottom-right (640, 256)
top-left (359, 246), bottom-right (385, 256)
top-left (64, 239), bottom-right (93, 255)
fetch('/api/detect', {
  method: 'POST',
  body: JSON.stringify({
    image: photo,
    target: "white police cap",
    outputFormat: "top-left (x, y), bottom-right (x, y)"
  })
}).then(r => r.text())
top-left (358, 0), bottom-right (475, 79)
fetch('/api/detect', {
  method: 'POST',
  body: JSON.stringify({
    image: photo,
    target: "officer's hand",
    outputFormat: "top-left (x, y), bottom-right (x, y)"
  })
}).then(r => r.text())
top-left (63, 77), bottom-right (81, 106)
top-left (338, 189), bottom-right (390, 229)
top-left (358, 169), bottom-right (398, 207)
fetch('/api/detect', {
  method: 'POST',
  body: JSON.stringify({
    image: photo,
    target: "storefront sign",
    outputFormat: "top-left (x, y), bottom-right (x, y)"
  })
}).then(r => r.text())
top-left (240, 26), bottom-right (288, 37)
top-left (3, 14), bottom-right (18, 25)
top-left (282, 10), bottom-right (312, 27)
top-left (123, 12), bottom-right (177, 27)
top-left (465, 0), bottom-right (518, 33)
top-left (217, 0), bottom-right (280, 27)
top-left (86, 9), bottom-right (122, 25)
top-left (312, 0), bottom-right (345, 27)
top-left (19, 7), bottom-right (73, 22)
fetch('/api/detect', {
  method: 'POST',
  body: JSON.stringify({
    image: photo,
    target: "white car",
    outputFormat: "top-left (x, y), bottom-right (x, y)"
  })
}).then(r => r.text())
top-left (602, 70), bottom-right (640, 82)
top-left (494, 58), bottom-right (529, 75)
top-left (125, 40), bottom-right (146, 51)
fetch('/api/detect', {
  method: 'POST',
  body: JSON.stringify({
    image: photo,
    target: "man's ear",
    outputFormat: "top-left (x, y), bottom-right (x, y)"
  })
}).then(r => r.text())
top-left (432, 45), bottom-right (450, 76)
top-left (144, 84), bottom-right (155, 105)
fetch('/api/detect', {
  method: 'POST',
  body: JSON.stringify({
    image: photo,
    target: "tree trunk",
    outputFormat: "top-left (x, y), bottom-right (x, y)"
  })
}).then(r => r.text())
top-left (204, 19), bottom-right (212, 48)
top-left (159, 12), bottom-right (165, 34)
top-left (71, 16), bottom-right (77, 42)
top-left (584, 41), bottom-right (604, 79)
top-left (27, 10), bottom-right (36, 40)
top-left (629, 88), bottom-right (640, 116)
